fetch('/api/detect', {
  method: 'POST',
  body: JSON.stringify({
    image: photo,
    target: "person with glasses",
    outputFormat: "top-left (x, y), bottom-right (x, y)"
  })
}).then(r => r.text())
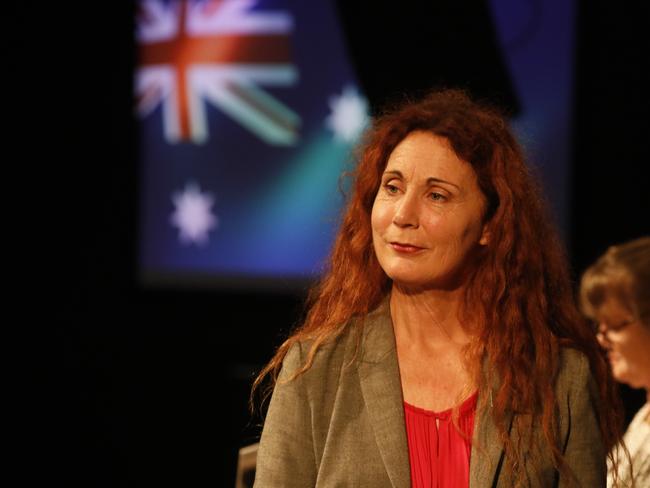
top-left (580, 236), bottom-right (650, 487)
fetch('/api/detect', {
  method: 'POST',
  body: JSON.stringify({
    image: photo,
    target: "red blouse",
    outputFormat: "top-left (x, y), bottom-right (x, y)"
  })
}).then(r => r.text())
top-left (403, 391), bottom-right (478, 488)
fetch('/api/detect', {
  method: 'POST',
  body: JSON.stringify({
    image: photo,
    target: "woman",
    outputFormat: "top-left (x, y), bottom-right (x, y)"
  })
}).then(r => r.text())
top-left (580, 236), bottom-right (650, 487)
top-left (251, 89), bottom-right (622, 487)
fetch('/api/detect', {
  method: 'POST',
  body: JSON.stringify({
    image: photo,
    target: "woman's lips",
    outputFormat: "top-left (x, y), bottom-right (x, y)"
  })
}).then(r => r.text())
top-left (390, 242), bottom-right (425, 253)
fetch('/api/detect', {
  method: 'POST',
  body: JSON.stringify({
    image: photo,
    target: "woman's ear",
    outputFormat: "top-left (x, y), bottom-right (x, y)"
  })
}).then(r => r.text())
top-left (479, 225), bottom-right (490, 246)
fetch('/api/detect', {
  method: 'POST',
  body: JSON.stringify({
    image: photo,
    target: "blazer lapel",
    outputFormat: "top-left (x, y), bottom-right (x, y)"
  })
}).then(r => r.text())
top-left (469, 362), bottom-right (514, 488)
top-left (357, 304), bottom-right (411, 488)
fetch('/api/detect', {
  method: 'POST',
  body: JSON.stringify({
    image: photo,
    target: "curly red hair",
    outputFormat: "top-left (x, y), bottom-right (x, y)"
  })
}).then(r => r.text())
top-left (252, 88), bottom-right (623, 483)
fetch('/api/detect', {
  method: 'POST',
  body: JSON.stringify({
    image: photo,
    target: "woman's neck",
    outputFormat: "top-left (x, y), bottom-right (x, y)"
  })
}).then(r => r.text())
top-left (389, 283), bottom-right (476, 348)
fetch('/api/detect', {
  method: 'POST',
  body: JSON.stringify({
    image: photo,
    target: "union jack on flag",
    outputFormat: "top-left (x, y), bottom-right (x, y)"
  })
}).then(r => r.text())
top-left (135, 0), bottom-right (300, 145)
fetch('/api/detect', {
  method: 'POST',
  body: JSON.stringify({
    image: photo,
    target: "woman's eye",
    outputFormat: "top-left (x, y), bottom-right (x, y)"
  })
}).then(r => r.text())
top-left (609, 320), bottom-right (633, 332)
top-left (429, 192), bottom-right (446, 201)
top-left (385, 184), bottom-right (399, 194)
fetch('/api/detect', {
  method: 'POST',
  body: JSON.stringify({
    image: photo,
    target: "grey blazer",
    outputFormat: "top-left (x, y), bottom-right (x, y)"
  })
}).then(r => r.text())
top-left (254, 303), bottom-right (605, 487)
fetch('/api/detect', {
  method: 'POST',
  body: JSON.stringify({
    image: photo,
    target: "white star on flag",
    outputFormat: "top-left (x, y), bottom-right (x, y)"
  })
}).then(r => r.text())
top-left (170, 182), bottom-right (218, 245)
top-left (325, 85), bottom-right (369, 143)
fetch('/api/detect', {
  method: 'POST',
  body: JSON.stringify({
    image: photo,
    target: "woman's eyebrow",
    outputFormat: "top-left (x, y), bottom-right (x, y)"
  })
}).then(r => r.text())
top-left (426, 177), bottom-right (460, 190)
top-left (382, 170), bottom-right (460, 190)
top-left (382, 170), bottom-right (403, 179)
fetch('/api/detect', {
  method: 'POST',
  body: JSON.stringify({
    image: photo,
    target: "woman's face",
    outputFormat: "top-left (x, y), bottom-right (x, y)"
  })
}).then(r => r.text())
top-left (371, 131), bottom-right (489, 290)
top-left (594, 297), bottom-right (650, 389)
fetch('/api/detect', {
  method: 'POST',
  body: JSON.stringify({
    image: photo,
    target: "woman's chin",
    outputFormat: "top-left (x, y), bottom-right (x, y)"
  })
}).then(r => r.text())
top-left (611, 364), bottom-right (642, 389)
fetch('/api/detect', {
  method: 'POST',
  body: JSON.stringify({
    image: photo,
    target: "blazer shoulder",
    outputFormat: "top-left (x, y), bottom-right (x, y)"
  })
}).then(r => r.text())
top-left (559, 346), bottom-right (589, 372)
top-left (554, 346), bottom-right (596, 399)
top-left (279, 320), bottom-right (363, 383)
top-left (554, 346), bottom-right (602, 442)
top-left (557, 346), bottom-right (592, 384)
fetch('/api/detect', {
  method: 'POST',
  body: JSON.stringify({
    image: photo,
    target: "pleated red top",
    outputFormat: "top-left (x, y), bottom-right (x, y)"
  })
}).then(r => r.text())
top-left (403, 391), bottom-right (478, 488)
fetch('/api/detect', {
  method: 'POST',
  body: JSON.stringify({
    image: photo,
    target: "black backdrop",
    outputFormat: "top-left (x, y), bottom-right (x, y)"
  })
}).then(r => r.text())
top-left (17, 1), bottom-right (648, 486)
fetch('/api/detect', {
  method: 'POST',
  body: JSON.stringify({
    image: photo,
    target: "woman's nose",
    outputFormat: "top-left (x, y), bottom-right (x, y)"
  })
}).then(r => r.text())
top-left (596, 323), bottom-right (611, 349)
top-left (393, 194), bottom-right (419, 228)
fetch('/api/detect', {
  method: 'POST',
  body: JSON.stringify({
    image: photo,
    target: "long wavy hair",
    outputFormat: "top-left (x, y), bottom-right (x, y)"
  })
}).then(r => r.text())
top-left (251, 88), bottom-right (623, 484)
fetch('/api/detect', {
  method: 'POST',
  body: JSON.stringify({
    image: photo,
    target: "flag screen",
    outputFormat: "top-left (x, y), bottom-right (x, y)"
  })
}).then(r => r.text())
top-left (136, 0), bottom-right (366, 289)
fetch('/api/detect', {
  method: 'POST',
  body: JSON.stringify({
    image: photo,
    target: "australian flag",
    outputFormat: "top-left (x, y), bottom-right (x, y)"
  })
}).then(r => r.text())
top-left (135, 0), bottom-right (368, 288)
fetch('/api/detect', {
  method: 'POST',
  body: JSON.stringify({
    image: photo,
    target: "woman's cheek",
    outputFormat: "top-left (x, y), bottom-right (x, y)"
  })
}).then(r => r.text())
top-left (371, 201), bottom-right (394, 232)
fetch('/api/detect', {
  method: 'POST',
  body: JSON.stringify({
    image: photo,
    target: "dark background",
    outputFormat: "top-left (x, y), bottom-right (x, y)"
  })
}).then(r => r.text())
top-left (16, 1), bottom-right (648, 486)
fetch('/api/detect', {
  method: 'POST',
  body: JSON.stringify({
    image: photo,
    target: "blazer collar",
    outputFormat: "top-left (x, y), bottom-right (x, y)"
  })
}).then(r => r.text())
top-left (469, 381), bottom-right (513, 487)
top-left (469, 393), bottom-right (512, 488)
top-left (356, 299), bottom-right (511, 488)
top-left (357, 299), bottom-right (411, 488)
